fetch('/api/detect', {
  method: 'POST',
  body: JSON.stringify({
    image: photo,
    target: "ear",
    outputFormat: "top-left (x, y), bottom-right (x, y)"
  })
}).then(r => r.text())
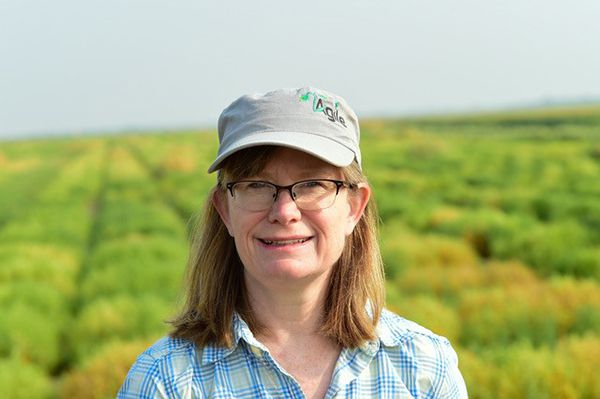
top-left (344, 183), bottom-right (371, 236)
top-left (212, 188), bottom-right (234, 237)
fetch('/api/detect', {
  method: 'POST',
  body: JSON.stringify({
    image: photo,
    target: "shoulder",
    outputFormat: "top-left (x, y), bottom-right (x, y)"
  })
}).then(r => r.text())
top-left (117, 336), bottom-right (201, 398)
top-left (142, 335), bottom-right (197, 359)
top-left (377, 308), bottom-right (451, 348)
top-left (375, 309), bottom-right (468, 398)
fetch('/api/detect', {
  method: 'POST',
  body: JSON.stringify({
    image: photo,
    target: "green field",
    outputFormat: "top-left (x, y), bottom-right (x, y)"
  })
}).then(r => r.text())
top-left (1, 105), bottom-right (599, 398)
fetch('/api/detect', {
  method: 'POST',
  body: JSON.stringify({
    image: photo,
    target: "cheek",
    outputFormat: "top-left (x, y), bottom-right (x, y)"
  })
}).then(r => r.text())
top-left (324, 227), bottom-right (348, 267)
top-left (318, 213), bottom-right (349, 253)
top-left (228, 211), bottom-right (263, 244)
top-left (224, 210), bottom-right (245, 239)
top-left (334, 202), bottom-right (355, 237)
top-left (231, 225), bottom-right (257, 266)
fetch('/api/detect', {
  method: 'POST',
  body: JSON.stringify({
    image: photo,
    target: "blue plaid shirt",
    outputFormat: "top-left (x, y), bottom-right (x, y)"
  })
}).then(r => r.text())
top-left (118, 309), bottom-right (467, 398)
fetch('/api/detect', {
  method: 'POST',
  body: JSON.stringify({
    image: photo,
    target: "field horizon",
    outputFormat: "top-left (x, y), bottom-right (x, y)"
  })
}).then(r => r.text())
top-left (3, 100), bottom-right (600, 143)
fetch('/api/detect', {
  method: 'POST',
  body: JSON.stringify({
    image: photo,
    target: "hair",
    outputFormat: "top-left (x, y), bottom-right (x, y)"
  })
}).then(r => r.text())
top-left (169, 146), bottom-right (385, 348)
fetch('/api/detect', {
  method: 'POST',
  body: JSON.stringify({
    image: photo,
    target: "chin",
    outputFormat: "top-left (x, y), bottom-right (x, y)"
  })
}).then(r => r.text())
top-left (258, 260), bottom-right (325, 281)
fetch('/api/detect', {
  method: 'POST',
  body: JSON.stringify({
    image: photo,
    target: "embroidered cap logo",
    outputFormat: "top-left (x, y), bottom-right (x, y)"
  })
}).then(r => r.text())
top-left (299, 91), bottom-right (347, 128)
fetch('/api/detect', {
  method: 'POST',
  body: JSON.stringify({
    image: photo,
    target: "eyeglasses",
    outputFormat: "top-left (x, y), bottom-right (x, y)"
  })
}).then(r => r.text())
top-left (225, 179), bottom-right (355, 211)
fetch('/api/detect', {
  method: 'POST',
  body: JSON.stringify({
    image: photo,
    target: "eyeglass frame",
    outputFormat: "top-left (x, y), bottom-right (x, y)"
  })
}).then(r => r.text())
top-left (224, 179), bottom-right (356, 211)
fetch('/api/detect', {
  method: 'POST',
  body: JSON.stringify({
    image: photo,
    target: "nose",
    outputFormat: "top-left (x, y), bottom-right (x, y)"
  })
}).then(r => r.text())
top-left (267, 188), bottom-right (301, 224)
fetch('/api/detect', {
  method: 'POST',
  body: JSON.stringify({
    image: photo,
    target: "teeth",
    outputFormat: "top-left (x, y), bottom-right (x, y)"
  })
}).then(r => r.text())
top-left (262, 238), bottom-right (309, 246)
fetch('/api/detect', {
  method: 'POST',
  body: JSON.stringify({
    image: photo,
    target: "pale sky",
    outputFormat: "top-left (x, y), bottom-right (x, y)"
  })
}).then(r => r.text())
top-left (1, 0), bottom-right (599, 138)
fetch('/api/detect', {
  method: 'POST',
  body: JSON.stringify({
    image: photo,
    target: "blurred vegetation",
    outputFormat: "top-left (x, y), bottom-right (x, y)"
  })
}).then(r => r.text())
top-left (0, 105), bottom-right (599, 397)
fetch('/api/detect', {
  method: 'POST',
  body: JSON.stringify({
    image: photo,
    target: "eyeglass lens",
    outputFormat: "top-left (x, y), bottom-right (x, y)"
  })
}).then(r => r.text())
top-left (230, 180), bottom-right (341, 211)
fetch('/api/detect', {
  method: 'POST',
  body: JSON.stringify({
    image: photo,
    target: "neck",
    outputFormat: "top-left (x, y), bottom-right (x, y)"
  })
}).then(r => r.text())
top-left (245, 274), bottom-right (330, 343)
top-left (243, 272), bottom-right (342, 399)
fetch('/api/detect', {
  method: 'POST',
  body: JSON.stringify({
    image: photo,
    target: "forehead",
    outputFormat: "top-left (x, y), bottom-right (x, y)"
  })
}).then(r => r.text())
top-left (258, 147), bottom-right (341, 180)
top-left (220, 145), bottom-right (343, 181)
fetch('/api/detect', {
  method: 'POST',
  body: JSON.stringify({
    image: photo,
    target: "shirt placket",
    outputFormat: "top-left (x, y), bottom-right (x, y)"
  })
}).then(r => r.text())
top-left (244, 340), bottom-right (307, 399)
top-left (325, 341), bottom-right (379, 399)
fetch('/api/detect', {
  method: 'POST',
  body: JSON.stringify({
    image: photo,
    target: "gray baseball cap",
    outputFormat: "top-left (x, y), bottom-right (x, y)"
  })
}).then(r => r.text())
top-left (208, 87), bottom-right (361, 173)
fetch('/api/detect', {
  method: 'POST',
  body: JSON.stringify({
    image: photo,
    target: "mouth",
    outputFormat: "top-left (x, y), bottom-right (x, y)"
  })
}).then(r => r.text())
top-left (258, 237), bottom-right (312, 247)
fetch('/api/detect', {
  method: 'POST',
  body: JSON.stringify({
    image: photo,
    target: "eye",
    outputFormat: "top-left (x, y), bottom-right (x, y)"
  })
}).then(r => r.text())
top-left (233, 181), bottom-right (273, 193)
top-left (296, 180), bottom-right (326, 189)
top-left (247, 181), bottom-right (270, 189)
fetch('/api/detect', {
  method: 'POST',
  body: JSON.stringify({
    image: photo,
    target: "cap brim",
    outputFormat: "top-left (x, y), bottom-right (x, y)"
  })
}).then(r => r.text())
top-left (207, 131), bottom-right (356, 173)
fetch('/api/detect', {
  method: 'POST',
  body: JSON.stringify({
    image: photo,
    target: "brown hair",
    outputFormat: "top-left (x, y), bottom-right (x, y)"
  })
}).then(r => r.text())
top-left (170, 146), bottom-right (385, 348)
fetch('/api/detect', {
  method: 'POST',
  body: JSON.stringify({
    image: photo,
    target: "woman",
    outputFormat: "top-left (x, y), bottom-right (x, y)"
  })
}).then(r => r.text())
top-left (118, 87), bottom-right (468, 398)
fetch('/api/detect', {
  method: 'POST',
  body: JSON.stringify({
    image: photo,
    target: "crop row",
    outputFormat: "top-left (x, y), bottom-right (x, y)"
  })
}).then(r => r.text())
top-left (68, 144), bottom-right (187, 346)
top-left (59, 143), bottom-right (189, 398)
top-left (123, 133), bottom-right (216, 217)
top-left (363, 127), bottom-right (600, 279)
top-left (458, 333), bottom-right (600, 399)
top-left (0, 140), bottom-right (87, 228)
top-left (0, 139), bottom-right (191, 398)
top-left (0, 140), bottom-right (104, 398)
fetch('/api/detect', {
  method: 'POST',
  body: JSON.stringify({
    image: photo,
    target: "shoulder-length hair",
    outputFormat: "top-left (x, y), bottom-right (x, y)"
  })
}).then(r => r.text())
top-left (170, 146), bottom-right (385, 348)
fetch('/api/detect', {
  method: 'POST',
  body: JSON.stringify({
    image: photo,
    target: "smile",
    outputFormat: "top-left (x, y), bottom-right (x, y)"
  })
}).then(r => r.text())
top-left (258, 237), bottom-right (311, 246)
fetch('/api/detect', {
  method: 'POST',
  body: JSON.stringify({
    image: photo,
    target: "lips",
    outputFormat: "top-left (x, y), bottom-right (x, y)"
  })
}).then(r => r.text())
top-left (258, 237), bottom-right (312, 246)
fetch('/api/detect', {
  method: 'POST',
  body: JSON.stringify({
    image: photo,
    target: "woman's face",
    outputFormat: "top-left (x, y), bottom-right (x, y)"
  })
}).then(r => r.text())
top-left (214, 147), bottom-right (370, 294)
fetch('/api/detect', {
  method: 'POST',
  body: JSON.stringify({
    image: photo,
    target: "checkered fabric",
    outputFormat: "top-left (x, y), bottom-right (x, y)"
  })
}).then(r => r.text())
top-left (118, 309), bottom-right (467, 398)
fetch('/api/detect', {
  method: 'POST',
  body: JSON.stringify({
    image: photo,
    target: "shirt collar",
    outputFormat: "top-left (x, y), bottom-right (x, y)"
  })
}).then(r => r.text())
top-left (201, 309), bottom-right (404, 365)
top-left (376, 308), bottom-right (412, 347)
top-left (201, 312), bottom-right (268, 365)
